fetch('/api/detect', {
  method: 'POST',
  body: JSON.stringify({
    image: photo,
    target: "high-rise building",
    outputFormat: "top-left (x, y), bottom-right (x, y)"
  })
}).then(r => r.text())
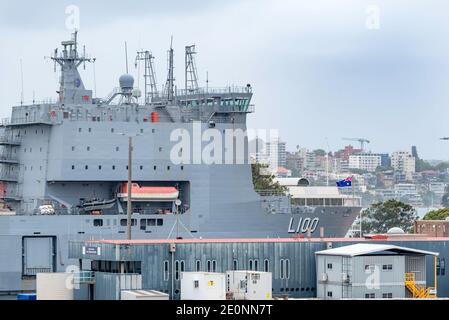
top-left (391, 151), bottom-right (415, 181)
top-left (265, 138), bottom-right (287, 169)
top-left (348, 153), bottom-right (381, 172)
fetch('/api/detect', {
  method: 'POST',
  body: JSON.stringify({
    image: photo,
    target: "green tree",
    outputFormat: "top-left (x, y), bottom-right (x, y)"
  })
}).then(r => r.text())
top-left (313, 149), bottom-right (326, 157)
top-left (251, 163), bottom-right (287, 194)
top-left (415, 159), bottom-right (434, 172)
top-left (423, 207), bottom-right (449, 220)
top-left (361, 200), bottom-right (418, 234)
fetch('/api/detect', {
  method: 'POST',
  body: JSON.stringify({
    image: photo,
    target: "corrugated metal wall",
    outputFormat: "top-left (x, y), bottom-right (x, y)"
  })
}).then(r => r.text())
top-left (68, 239), bottom-right (449, 299)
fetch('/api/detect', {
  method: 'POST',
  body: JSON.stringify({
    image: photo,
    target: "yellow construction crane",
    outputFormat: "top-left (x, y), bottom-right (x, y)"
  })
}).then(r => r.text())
top-left (342, 137), bottom-right (370, 151)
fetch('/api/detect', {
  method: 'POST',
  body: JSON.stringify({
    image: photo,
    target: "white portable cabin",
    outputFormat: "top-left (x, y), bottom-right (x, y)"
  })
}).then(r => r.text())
top-left (121, 289), bottom-right (169, 300)
top-left (226, 271), bottom-right (272, 300)
top-left (36, 273), bottom-right (74, 300)
top-left (180, 272), bottom-right (226, 300)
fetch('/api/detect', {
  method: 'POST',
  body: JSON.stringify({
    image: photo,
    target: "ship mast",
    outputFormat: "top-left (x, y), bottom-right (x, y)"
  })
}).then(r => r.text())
top-left (50, 31), bottom-right (95, 103)
top-left (135, 50), bottom-right (158, 104)
top-left (185, 45), bottom-right (199, 93)
top-left (163, 37), bottom-right (175, 102)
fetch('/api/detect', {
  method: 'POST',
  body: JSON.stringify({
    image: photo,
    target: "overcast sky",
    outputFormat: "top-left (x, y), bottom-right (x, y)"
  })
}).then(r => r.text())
top-left (1, 0), bottom-right (449, 159)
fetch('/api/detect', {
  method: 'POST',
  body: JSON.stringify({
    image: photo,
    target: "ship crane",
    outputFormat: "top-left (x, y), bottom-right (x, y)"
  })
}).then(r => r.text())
top-left (342, 137), bottom-right (370, 151)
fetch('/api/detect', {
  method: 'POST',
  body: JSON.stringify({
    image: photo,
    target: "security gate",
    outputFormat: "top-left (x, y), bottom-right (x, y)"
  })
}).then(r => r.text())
top-left (22, 236), bottom-right (56, 277)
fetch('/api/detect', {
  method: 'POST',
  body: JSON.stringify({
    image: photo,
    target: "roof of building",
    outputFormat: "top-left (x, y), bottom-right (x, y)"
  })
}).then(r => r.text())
top-left (84, 237), bottom-right (449, 246)
top-left (315, 243), bottom-right (439, 257)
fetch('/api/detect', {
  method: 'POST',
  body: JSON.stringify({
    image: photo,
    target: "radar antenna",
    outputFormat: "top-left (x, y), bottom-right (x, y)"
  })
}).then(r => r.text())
top-left (185, 45), bottom-right (199, 93)
top-left (135, 50), bottom-right (158, 104)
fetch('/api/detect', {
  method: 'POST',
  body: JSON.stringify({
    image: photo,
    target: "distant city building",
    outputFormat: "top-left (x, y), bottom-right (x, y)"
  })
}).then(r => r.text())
top-left (265, 138), bottom-right (286, 169)
top-left (391, 151), bottom-right (415, 181)
top-left (286, 152), bottom-right (305, 176)
top-left (429, 182), bottom-right (446, 197)
top-left (348, 153), bottom-right (381, 172)
top-left (334, 145), bottom-right (362, 161)
top-left (415, 220), bottom-right (449, 237)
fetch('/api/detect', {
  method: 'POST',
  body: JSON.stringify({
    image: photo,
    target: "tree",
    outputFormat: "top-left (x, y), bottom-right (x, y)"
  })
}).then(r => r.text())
top-left (423, 207), bottom-right (449, 220)
top-left (361, 200), bottom-right (418, 234)
top-left (251, 163), bottom-right (287, 194)
top-left (313, 149), bottom-right (326, 157)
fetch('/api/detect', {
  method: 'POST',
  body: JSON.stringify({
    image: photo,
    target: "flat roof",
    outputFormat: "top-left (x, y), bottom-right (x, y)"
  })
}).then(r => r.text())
top-left (83, 236), bottom-right (449, 245)
top-left (315, 243), bottom-right (439, 257)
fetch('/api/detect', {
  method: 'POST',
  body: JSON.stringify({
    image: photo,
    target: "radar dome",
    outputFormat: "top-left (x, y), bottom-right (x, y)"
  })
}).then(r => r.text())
top-left (387, 227), bottom-right (405, 234)
top-left (119, 74), bottom-right (134, 90)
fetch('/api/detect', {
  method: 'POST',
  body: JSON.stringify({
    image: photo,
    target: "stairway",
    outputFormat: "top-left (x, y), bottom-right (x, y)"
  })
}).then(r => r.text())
top-left (405, 273), bottom-right (436, 298)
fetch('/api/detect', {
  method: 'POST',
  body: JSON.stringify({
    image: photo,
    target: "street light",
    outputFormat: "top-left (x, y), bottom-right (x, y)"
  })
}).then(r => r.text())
top-left (117, 132), bottom-right (142, 240)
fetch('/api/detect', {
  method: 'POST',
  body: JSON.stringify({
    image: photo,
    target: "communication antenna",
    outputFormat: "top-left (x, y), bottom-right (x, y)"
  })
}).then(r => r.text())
top-left (125, 41), bottom-right (129, 74)
top-left (206, 71), bottom-right (209, 93)
top-left (164, 36), bottom-right (175, 102)
top-left (20, 59), bottom-right (24, 106)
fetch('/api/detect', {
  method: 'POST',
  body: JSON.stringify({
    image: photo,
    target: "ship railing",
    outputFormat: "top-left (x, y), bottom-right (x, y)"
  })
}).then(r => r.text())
top-left (0, 135), bottom-right (22, 145)
top-left (73, 271), bottom-right (95, 284)
top-left (176, 86), bottom-right (252, 96)
top-left (255, 190), bottom-right (288, 197)
top-left (0, 171), bottom-right (19, 181)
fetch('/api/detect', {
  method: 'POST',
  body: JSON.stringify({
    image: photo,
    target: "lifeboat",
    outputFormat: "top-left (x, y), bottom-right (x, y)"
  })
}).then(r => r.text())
top-left (117, 183), bottom-right (179, 202)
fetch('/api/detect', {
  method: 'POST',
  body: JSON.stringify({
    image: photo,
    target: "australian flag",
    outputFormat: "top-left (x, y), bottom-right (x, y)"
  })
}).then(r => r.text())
top-left (336, 177), bottom-right (352, 187)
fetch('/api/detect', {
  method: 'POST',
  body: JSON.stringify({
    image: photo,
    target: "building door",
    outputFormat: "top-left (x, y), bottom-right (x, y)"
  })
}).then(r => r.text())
top-left (22, 236), bottom-right (56, 277)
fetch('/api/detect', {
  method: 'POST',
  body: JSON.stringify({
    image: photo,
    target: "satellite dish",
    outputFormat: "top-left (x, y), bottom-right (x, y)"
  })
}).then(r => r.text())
top-left (175, 199), bottom-right (182, 206)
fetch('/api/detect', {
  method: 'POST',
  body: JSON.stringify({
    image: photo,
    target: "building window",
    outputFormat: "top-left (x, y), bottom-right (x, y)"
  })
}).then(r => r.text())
top-left (174, 261), bottom-right (180, 281)
top-left (327, 291), bottom-right (333, 298)
top-left (196, 260), bottom-right (201, 272)
top-left (280, 259), bottom-right (285, 279)
top-left (437, 258), bottom-right (446, 276)
top-left (365, 293), bottom-right (375, 299)
top-left (194, 280), bottom-right (199, 288)
top-left (382, 293), bottom-right (393, 299)
top-left (167, 166), bottom-right (170, 171)
top-left (140, 165), bottom-right (143, 170)
top-left (207, 260), bottom-right (212, 272)
top-left (71, 165), bottom-right (75, 170)
top-left (112, 165), bottom-right (116, 170)
top-left (212, 260), bottom-right (217, 272)
top-left (249, 260), bottom-right (253, 271)
top-left (181, 166), bottom-right (184, 170)
top-left (163, 260), bottom-right (169, 281)
top-left (327, 263), bottom-right (333, 270)
top-left (154, 166), bottom-right (157, 170)
top-left (233, 259), bottom-right (238, 271)
top-left (264, 259), bottom-right (269, 272)
top-left (98, 165), bottom-right (102, 170)
top-left (85, 165), bottom-right (88, 170)
top-left (382, 264), bottom-right (393, 271)
top-left (93, 219), bottom-right (103, 227)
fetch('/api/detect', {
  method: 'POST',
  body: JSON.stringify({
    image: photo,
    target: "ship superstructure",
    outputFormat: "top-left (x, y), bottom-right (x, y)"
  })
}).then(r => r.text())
top-left (0, 33), bottom-right (360, 293)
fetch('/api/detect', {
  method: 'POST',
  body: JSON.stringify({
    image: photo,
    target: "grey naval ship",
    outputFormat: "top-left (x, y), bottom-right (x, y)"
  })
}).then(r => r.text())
top-left (0, 33), bottom-right (360, 293)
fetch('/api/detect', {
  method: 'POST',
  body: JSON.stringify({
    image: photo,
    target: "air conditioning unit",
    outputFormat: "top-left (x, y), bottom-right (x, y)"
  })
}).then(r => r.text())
top-left (341, 273), bottom-right (350, 283)
top-left (320, 273), bottom-right (328, 282)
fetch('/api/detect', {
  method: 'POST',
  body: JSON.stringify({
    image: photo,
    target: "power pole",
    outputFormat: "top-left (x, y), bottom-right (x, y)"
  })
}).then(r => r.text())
top-left (127, 136), bottom-right (133, 240)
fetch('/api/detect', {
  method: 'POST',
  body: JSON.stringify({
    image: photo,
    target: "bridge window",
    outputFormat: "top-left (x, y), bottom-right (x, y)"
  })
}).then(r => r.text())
top-left (157, 219), bottom-right (163, 226)
top-left (85, 165), bottom-right (88, 170)
top-left (112, 165), bottom-right (115, 170)
top-left (382, 293), bottom-right (393, 298)
top-left (147, 219), bottom-right (156, 226)
top-left (365, 293), bottom-right (375, 299)
top-left (233, 259), bottom-right (238, 271)
top-left (140, 166), bottom-right (143, 170)
top-left (98, 165), bottom-right (102, 170)
top-left (71, 165), bottom-right (75, 170)
top-left (120, 219), bottom-right (136, 226)
top-left (93, 219), bottom-right (103, 227)
top-left (382, 264), bottom-right (393, 271)
top-left (196, 260), bottom-right (201, 272)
